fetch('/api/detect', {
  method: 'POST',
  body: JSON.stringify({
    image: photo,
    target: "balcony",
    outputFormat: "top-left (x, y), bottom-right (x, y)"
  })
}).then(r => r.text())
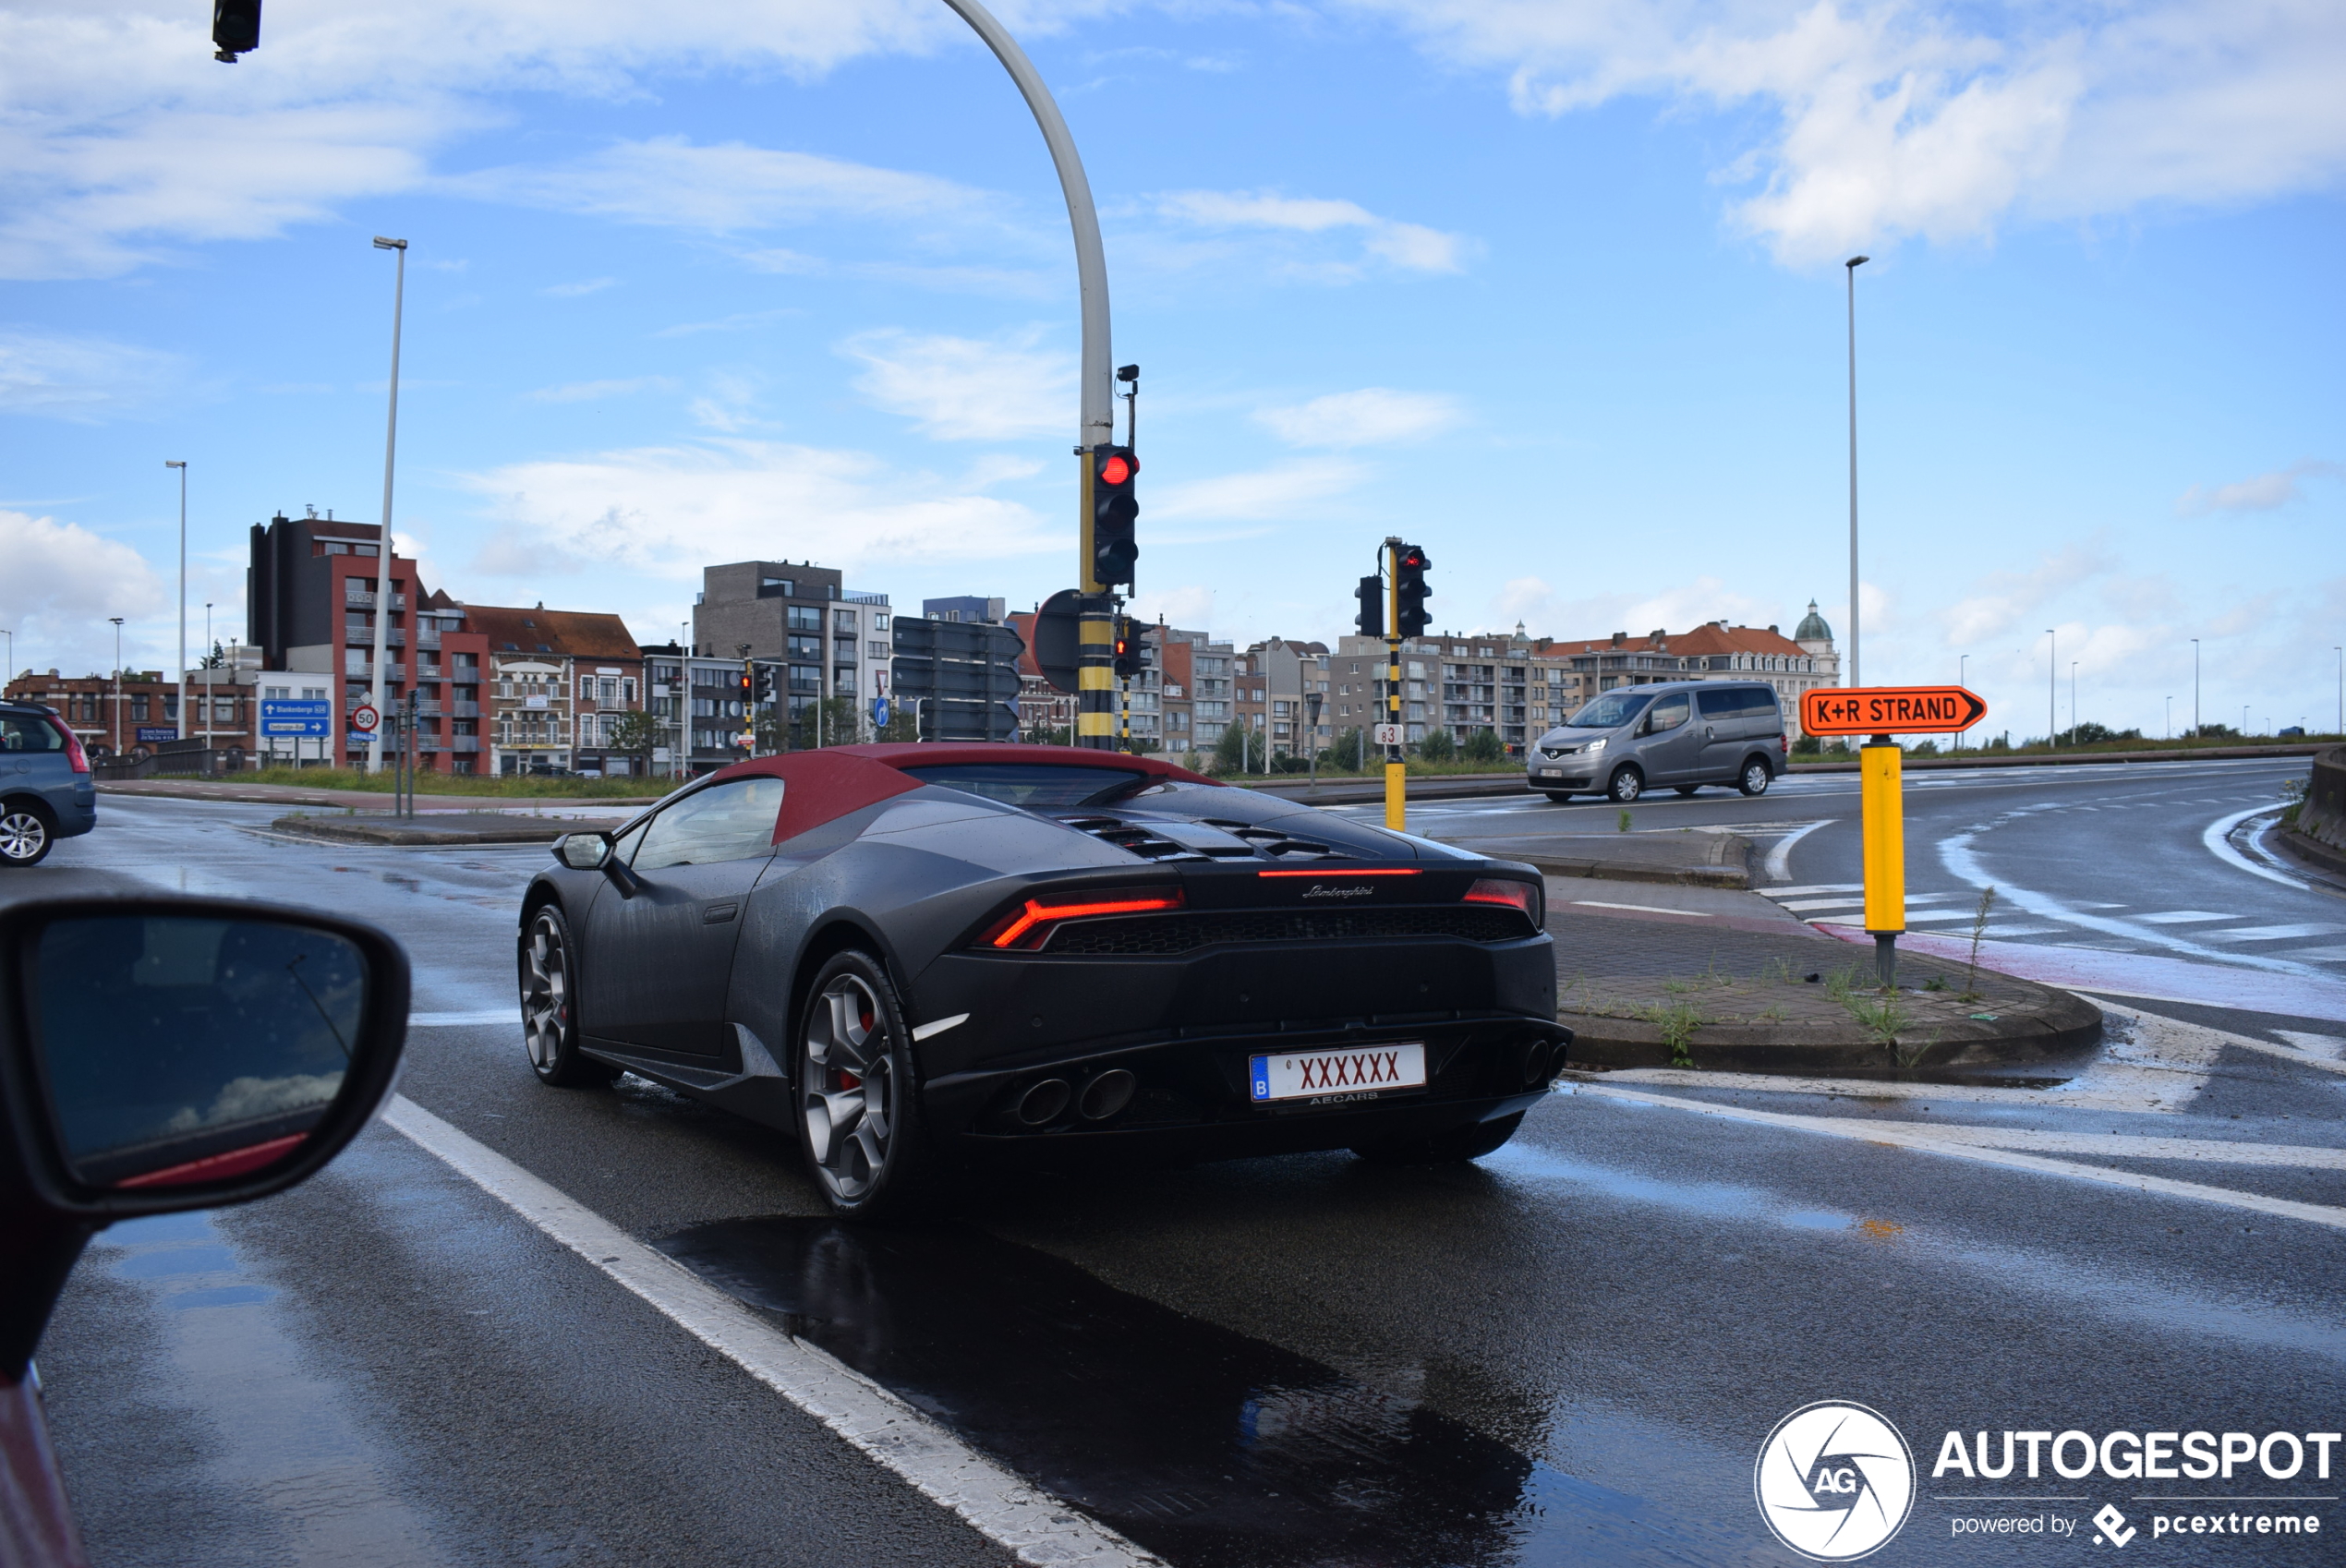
top-left (341, 591), bottom-right (406, 611)
top-left (414, 663), bottom-right (443, 681)
top-left (453, 700), bottom-right (480, 718)
top-left (450, 736), bottom-right (480, 753)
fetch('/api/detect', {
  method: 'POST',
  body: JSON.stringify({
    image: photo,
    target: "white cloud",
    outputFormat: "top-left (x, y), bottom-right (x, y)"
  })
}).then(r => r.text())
top-left (458, 437), bottom-right (1058, 582)
top-left (1149, 459), bottom-right (1369, 523)
top-left (0, 509), bottom-right (165, 670)
top-left (1939, 539), bottom-right (2116, 645)
top-left (1128, 585), bottom-right (1217, 629)
top-left (447, 138), bottom-right (987, 234)
top-left (1255, 388), bottom-right (1463, 448)
top-left (541, 277), bottom-right (616, 297)
top-left (1349, 0), bottom-right (2346, 264)
top-left (1148, 189), bottom-right (1475, 275)
top-left (0, 330), bottom-right (186, 420)
top-left (526, 375), bottom-right (676, 403)
top-left (840, 328), bottom-right (1074, 441)
top-left (2176, 459), bottom-right (2343, 515)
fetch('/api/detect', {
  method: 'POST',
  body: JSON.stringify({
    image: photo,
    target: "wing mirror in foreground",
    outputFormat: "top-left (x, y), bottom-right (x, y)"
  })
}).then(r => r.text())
top-left (0, 897), bottom-right (410, 1384)
top-left (553, 832), bottom-right (638, 896)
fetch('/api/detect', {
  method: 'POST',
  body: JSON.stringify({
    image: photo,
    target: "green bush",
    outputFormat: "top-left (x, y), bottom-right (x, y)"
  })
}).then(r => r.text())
top-left (1415, 728), bottom-right (1457, 763)
top-left (1461, 728), bottom-right (1506, 764)
top-left (1328, 726), bottom-right (1365, 770)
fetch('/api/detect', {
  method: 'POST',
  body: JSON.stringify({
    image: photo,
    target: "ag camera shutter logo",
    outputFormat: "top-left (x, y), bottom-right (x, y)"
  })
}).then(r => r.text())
top-left (1755, 1401), bottom-right (1917, 1561)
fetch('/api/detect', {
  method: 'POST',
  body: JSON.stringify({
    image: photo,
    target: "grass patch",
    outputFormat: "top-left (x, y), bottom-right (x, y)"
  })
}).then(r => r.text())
top-left (246, 766), bottom-right (676, 801)
top-left (1633, 998), bottom-right (1707, 1068)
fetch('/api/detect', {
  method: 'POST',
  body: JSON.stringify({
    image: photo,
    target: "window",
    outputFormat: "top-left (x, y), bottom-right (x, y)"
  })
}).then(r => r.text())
top-left (0, 716), bottom-right (64, 753)
top-left (629, 777), bottom-right (791, 870)
top-left (874, 613), bottom-right (890, 632)
top-left (788, 606), bottom-right (822, 633)
top-left (264, 686), bottom-right (290, 701)
top-left (868, 640), bottom-right (889, 659)
top-left (834, 609), bottom-right (858, 631)
top-left (899, 763), bottom-right (1148, 808)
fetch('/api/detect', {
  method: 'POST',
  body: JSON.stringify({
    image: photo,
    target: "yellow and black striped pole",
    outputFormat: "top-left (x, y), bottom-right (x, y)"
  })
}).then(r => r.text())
top-left (1384, 537), bottom-right (1405, 830)
top-left (1075, 447), bottom-right (1117, 748)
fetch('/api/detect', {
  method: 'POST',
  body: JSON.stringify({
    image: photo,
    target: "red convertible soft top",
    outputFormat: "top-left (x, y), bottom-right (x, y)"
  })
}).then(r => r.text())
top-left (706, 742), bottom-right (1221, 844)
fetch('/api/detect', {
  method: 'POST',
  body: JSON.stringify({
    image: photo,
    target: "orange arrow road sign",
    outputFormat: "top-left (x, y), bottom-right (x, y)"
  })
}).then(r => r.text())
top-left (1801, 685), bottom-right (1987, 737)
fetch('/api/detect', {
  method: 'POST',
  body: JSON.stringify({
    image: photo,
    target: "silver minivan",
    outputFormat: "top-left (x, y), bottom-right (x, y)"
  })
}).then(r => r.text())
top-left (1524, 681), bottom-right (1785, 803)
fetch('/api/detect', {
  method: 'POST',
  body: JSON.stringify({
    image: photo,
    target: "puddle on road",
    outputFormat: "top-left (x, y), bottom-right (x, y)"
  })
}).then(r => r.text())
top-left (657, 1217), bottom-right (1780, 1568)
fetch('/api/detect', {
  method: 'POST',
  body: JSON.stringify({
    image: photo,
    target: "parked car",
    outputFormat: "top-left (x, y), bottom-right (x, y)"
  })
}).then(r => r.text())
top-left (1526, 681), bottom-right (1786, 803)
top-left (519, 743), bottom-right (1569, 1219)
top-left (0, 701), bottom-right (98, 867)
top-left (0, 895), bottom-right (412, 1566)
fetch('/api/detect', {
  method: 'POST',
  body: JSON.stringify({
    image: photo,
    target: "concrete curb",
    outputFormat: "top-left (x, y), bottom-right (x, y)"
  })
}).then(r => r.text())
top-left (2276, 824), bottom-right (2346, 881)
top-left (1499, 833), bottom-right (1752, 890)
top-left (1786, 742), bottom-right (2327, 775)
top-left (269, 814), bottom-right (623, 847)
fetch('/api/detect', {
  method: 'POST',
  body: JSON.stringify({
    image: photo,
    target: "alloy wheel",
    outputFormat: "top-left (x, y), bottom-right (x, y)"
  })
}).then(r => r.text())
top-left (0, 810), bottom-right (49, 864)
top-left (803, 973), bottom-right (896, 1202)
top-left (521, 909), bottom-right (571, 1070)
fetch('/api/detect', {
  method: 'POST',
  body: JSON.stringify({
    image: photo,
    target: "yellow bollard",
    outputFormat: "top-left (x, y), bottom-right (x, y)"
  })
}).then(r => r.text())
top-left (1385, 760), bottom-right (1406, 830)
top-left (1860, 739), bottom-right (1904, 984)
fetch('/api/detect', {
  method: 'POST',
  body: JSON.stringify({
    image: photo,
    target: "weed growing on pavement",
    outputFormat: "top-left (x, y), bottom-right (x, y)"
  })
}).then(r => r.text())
top-left (1962, 886), bottom-right (1998, 1000)
top-left (1923, 974), bottom-right (1950, 993)
top-left (1616, 809), bottom-right (1634, 832)
top-left (1841, 989), bottom-right (1911, 1052)
top-left (1636, 999), bottom-right (1706, 1067)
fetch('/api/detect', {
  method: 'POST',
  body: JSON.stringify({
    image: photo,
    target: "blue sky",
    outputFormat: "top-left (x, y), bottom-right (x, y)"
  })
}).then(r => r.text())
top-left (4, 0), bottom-right (2341, 739)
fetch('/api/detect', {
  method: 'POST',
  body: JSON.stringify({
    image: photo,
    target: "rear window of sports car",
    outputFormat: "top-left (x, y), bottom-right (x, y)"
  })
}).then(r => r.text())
top-left (899, 764), bottom-right (1152, 809)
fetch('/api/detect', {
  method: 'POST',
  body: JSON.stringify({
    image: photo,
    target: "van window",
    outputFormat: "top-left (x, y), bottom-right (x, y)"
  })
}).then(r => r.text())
top-left (0, 715), bottom-right (66, 753)
top-left (1699, 686), bottom-right (1776, 718)
top-left (1562, 692), bottom-right (1651, 730)
top-left (1646, 694), bottom-right (1690, 731)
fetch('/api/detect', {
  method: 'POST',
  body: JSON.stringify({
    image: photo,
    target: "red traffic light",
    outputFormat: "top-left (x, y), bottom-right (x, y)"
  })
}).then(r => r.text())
top-left (1100, 453), bottom-right (1134, 486)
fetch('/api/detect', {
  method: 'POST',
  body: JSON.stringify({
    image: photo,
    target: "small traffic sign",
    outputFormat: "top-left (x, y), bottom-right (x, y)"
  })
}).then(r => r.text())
top-left (1373, 723), bottom-right (1404, 746)
top-left (350, 704), bottom-right (381, 733)
top-left (872, 697), bottom-right (890, 728)
top-left (1800, 685), bottom-right (1986, 738)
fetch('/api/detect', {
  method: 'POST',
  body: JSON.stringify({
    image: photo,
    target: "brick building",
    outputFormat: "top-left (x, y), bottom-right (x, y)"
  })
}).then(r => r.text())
top-left (0, 669), bottom-right (246, 760)
top-left (463, 605), bottom-right (646, 777)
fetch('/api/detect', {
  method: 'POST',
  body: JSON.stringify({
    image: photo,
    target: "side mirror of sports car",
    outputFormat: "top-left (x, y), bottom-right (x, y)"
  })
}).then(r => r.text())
top-left (554, 832), bottom-right (639, 897)
top-left (0, 896), bottom-right (410, 1382)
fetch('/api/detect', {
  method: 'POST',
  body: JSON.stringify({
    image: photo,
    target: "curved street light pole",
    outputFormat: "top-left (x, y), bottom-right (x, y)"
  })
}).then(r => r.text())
top-left (165, 461), bottom-right (187, 740)
top-left (369, 235), bottom-right (408, 775)
top-left (941, 0), bottom-right (1119, 747)
top-left (1844, 255), bottom-right (1868, 694)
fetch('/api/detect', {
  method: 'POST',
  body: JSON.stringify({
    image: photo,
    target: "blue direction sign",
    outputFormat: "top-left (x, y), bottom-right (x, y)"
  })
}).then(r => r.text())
top-left (136, 726), bottom-right (179, 743)
top-left (872, 697), bottom-right (889, 728)
top-left (261, 698), bottom-right (333, 737)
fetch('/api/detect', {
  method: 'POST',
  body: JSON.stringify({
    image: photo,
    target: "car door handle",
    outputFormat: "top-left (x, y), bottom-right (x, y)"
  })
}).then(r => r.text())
top-left (702, 901), bottom-right (739, 923)
top-left (1704, 726), bottom-right (1714, 739)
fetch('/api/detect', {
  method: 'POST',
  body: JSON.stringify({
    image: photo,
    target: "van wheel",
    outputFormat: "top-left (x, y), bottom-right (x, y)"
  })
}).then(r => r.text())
top-left (1605, 766), bottom-right (1643, 804)
top-left (1738, 757), bottom-right (1773, 797)
top-left (0, 802), bottom-right (54, 867)
top-left (1673, 784), bottom-right (1700, 797)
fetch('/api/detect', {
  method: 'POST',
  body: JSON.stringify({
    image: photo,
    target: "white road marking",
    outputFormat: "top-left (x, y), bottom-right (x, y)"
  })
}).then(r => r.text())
top-left (381, 1098), bottom-right (1158, 1568)
top-left (410, 1010), bottom-right (515, 1027)
top-left (2136, 911), bottom-right (2236, 924)
top-left (1570, 1085), bottom-right (2346, 1233)
top-left (2202, 804), bottom-right (2313, 892)
top-left (2295, 947), bottom-right (2346, 962)
top-left (1761, 821), bottom-right (1833, 885)
top-left (2204, 923), bottom-right (2346, 942)
top-left (1571, 899), bottom-right (1712, 917)
top-left (1780, 898), bottom-right (1865, 911)
top-left (2275, 1031), bottom-right (2346, 1060)
top-left (1761, 884), bottom-right (1863, 898)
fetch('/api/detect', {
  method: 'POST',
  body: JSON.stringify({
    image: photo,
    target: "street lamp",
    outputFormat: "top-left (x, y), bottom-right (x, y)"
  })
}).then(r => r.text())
top-left (1844, 254), bottom-right (1869, 693)
top-left (2166, 696), bottom-right (2172, 740)
top-left (2191, 638), bottom-right (2199, 740)
top-left (2071, 660), bottom-right (2078, 740)
top-left (108, 617), bottom-right (125, 757)
top-left (2046, 630), bottom-right (2056, 748)
top-left (165, 460), bottom-right (187, 740)
top-left (1, 629), bottom-right (13, 686)
top-left (2335, 646), bottom-right (2342, 737)
top-left (203, 602), bottom-right (214, 743)
top-left (368, 235), bottom-right (408, 777)
top-left (1956, 653), bottom-right (1968, 749)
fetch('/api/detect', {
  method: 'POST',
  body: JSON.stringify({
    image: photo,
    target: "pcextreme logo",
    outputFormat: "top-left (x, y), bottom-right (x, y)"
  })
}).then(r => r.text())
top-left (1756, 1402), bottom-right (1917, 1562)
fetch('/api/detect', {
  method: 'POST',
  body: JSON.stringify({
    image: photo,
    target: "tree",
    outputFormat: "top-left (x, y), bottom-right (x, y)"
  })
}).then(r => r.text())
top-left (1415, 728), bottom-right (1457, 763)
top-left (1460, 727), bottom-right (1506, 764)
top-left (879, 706), bottom-right (922, 742)
top-left (792, 695), bottom-right (861, 749)
top-left (1213, 722), bottom-right (1251, 773)
top-left (605, 708), bottom-right (661, 771)
top-left (1328, 726), bottom-right (1365, 770)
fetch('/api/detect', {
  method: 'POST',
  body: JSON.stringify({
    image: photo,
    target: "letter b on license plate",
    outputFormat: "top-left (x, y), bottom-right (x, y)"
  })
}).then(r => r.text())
top-left (1250, 1043), bottom-right (1427, 1104)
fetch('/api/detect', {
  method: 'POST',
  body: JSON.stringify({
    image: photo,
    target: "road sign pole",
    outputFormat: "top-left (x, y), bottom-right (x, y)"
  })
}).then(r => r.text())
top-left (1860, 738), bottom-right (1904, 986)
top-left (1383, 538), bottom-right (1405, 831)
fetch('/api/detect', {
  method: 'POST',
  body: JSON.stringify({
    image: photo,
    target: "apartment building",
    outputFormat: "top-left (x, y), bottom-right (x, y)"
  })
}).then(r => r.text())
top-left (693, 561), bottom-right (893, 736)
top-left (1542, 611), bottom-right (1838, 738)
top-left (1244, 637), bottom-right (1333, 758)
top-left (460, 605), bottom-right (643, 776)
top-left (248, 512), bottom-right (493, 773)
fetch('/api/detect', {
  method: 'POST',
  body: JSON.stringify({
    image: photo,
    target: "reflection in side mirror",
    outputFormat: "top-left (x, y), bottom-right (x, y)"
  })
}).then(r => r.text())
top-left (553, 832), bottom-right (611, 871)
top-left (31, 916), bottom-right (369, 1189)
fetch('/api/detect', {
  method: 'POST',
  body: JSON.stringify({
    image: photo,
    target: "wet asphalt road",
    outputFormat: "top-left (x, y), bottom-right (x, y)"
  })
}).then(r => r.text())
top-left (18, 766), bottom-right (2346, 1568)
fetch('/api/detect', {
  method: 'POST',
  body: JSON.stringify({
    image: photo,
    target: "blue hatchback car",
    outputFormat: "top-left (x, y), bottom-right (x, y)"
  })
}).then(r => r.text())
top-left (0, 700), bottom-right (97, 867)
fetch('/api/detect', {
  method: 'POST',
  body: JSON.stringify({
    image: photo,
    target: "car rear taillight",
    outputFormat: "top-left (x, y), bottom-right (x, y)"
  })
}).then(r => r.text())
top-left (1463, 877), bottom-right (1542, 924)
top-left (51, 718), bottom-right (91, 774)
top-left (985, 886), bottom-right (1184, 950)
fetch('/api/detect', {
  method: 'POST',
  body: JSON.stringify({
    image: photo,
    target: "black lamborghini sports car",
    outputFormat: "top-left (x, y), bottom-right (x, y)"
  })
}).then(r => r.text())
top-left (518, 744), bottom-right (1568, 1216)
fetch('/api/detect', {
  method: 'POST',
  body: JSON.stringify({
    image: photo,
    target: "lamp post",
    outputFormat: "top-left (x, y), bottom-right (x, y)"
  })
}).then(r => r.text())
top-left (165, 460), bottom-right (187, 740)
top-left (368, 235), bottom-right (408, 776)
top-left (2191, 638), bottom-right (2199, 740)
top-left (1957, 653), bottom-right (1968, 749)
top-left (2335, 646), bottom-right (2341, 737)
top-left (108, 617), bottom-right (125, 757)
top-left (2166, 696), bottom-right (2172, 740)
top-left (2046, 630), bottom-right (2056, 749)
top-left (1, 629), bottom-right (12, 685)
top-left (1844, 254), bottom-right (1869, 693)
top-left (2071, 661), bottom-right (2078, 740)
top-left (202, 602), bottom-right (213, 743)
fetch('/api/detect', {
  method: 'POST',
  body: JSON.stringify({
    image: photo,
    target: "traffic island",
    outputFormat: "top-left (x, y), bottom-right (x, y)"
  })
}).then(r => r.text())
top-left (1548, 913), bottom-right (2101, 1072)
top-left (1455, 831), bottom-right (1753, 889)
top-left (267, 813), bottom-right (626, 847)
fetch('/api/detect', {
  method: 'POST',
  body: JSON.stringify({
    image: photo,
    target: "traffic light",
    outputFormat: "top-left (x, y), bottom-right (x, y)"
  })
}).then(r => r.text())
top-left (754, 664), bottom-right (775, 705)
top-left (739, 661), bottom-right (755, 714)
top-left (1394, 543), bottom-right (1432, 637)
top-left (1354, 574), bottom-right (1385, 639)
top-left (1091, 446), bottom-right (1139, 589)
top-left (1112, 615), bottom-right (1143, 681)
top-left (212, 0), bottom-right (261, 60)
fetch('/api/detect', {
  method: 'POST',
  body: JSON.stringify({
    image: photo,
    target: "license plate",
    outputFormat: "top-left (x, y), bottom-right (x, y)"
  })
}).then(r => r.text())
top-left (1537, 766), bottom-right (1563, 777)
top-left (1250, 1043), bottom-right (1427, 1104)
